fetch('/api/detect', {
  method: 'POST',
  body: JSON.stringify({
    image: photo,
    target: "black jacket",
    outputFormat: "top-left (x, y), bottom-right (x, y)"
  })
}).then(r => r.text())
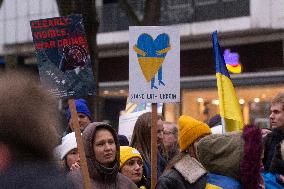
top-left (269, 141), bottom-right (284, 175)
top-left (156, 169), bottom-right (206, 189)
top-left (263, 128), bottom-right (284, 171)
top-left (156, 155), bottom-right (207, 189)
top-left (0, 161), bottom-right (74, 189)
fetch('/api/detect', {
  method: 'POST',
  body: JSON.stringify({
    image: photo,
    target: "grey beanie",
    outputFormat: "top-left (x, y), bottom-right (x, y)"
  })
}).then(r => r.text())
top-left (195, 132), bottom-right (244, 181)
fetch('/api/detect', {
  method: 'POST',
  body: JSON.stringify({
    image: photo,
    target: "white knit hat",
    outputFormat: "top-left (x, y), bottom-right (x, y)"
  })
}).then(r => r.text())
top-left (54, 132), bottom-right (77, 160)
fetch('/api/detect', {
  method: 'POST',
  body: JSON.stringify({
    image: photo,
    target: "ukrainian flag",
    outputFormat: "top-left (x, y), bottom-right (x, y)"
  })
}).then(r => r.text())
top-left (212, 31), bottom-right (243, 131)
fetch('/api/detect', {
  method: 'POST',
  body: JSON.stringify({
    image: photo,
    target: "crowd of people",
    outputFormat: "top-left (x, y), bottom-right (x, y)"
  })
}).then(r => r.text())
top-left (0, 71), bottom-right (284, 189)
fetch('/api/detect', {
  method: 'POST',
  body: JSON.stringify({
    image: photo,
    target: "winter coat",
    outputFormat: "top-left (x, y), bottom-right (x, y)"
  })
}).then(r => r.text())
top-left (143, 152), bottom-right (166, 188)
top-left (262, 141), bottom-right (284, 189)
top-left (269, 140), bottom-right (284, 175)
top-left (0, 161), bottom-right (74, 189)
top-left (263, 128), bottom-right (284, 171)
top-left (269, 142), bottom-right (284, 175)
top-left (68, 122), bottom-right (138, 189)
top-left (155, 154), bottom-right (207, 189)
top-left (69, 170), bottom-right (137, 189)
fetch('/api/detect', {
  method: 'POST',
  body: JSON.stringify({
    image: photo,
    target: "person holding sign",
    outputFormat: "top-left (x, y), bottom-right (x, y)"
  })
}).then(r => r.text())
top-left (68, 122), bottom-right (138, 189)
top-left (65, 99), bottom-right (92, 134)
top-left (131, 112), bottom-right (166, 187)
top-left (0, 71), bottom-right (74, 189)
top-left (30, 14), bottom-right (96, 189)
top-left (156, 115), bottom-right (211, 189)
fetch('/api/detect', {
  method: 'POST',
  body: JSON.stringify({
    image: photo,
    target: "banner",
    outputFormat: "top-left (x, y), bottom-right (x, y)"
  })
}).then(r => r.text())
top-left (30, 14), bottom-right (96, 98)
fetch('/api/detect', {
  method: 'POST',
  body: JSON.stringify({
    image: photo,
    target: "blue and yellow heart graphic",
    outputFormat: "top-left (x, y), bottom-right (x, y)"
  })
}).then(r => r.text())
top-left (133, 33), bottom-right (171, 82)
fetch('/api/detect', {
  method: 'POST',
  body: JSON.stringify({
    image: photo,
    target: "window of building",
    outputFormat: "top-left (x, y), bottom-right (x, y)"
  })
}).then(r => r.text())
top-left (181, 85), bottom-right (284, 127)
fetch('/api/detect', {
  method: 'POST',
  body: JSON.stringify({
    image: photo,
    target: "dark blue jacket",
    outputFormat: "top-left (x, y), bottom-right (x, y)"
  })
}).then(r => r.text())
top-left (0, 161), bottom-right (74, 189)
top-left (263, 128), bottom-right (284, 171)
top-left (143, 153), bottom-right (166, 188)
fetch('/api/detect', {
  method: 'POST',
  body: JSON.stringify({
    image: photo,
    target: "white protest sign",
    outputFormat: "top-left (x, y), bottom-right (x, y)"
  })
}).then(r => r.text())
top-left (118, 101), bottom-right (163, 142)
top-left (129, 26), bottom-right (180, 103)
top-left (118, 110), bottom-right (148, 142)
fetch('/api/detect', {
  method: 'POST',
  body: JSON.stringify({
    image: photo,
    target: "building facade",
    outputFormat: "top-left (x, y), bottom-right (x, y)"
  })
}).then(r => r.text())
top-left (1, 0), bottom-right (284, 127)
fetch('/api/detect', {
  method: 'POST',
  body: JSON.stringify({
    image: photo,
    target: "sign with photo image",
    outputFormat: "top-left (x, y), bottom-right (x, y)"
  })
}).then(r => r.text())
top-left (30, 14), bottom-right (96, 99)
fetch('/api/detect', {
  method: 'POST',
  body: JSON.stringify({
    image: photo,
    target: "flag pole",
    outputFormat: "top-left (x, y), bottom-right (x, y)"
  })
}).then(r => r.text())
top-left (221, 117), bottom-right (226, 133)
top-left (151, 103), bottom-right (158, 189)
top-left (68, 99), bottom-right (91, 189)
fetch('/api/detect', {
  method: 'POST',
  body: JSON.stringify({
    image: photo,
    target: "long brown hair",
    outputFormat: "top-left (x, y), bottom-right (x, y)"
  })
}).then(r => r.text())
top-left (164, 143), bottom-right (197, 172)
top-left (164, 152), bottom-right (187, 171)
top-left (130, 112), bottom-right (163, 163)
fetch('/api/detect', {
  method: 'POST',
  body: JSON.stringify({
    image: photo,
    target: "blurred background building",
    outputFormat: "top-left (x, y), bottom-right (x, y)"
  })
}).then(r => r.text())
top-left (0, 0), bottom-right (284, 128)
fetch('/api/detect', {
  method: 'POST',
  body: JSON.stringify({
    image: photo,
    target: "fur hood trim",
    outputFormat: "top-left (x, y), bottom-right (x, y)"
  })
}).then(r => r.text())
top-left (174, 154), bottom-right (207, 184)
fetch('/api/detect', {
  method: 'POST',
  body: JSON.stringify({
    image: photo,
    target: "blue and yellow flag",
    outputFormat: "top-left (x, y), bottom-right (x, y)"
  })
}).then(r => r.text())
top-left (212, 31), bottom-right (243, 131)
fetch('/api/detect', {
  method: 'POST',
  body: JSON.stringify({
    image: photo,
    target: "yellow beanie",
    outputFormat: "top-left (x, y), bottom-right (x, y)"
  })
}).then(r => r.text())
top-left (120, 146), bottom-right (142, 168)
top-left (178, 115), bottom-right (212, 151)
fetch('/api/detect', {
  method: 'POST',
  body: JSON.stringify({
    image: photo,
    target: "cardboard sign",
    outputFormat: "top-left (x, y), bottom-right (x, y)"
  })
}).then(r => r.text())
top-left (30, 14), bottom-right (96, 99)
top-left (118, 99), bottom-right (163, 141)
top-left (129, 26), bottom-right (180, 103)
top-left (118, 110), bottom-right (148, 142)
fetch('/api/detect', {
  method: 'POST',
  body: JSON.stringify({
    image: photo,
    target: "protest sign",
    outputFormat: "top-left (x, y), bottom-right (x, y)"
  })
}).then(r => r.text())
top-left (30, 14), bottom-right (96, 99)
top-left (119, 110), bottom-right (148, 142)
top-left (30, 14), bottom-right (94, 189)
top-left (118, 99), bottom-right (163, 141)
top-left (129, 26), bottom-right (180, 103)
top-left (129, 26), bottom-right (180, 189)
